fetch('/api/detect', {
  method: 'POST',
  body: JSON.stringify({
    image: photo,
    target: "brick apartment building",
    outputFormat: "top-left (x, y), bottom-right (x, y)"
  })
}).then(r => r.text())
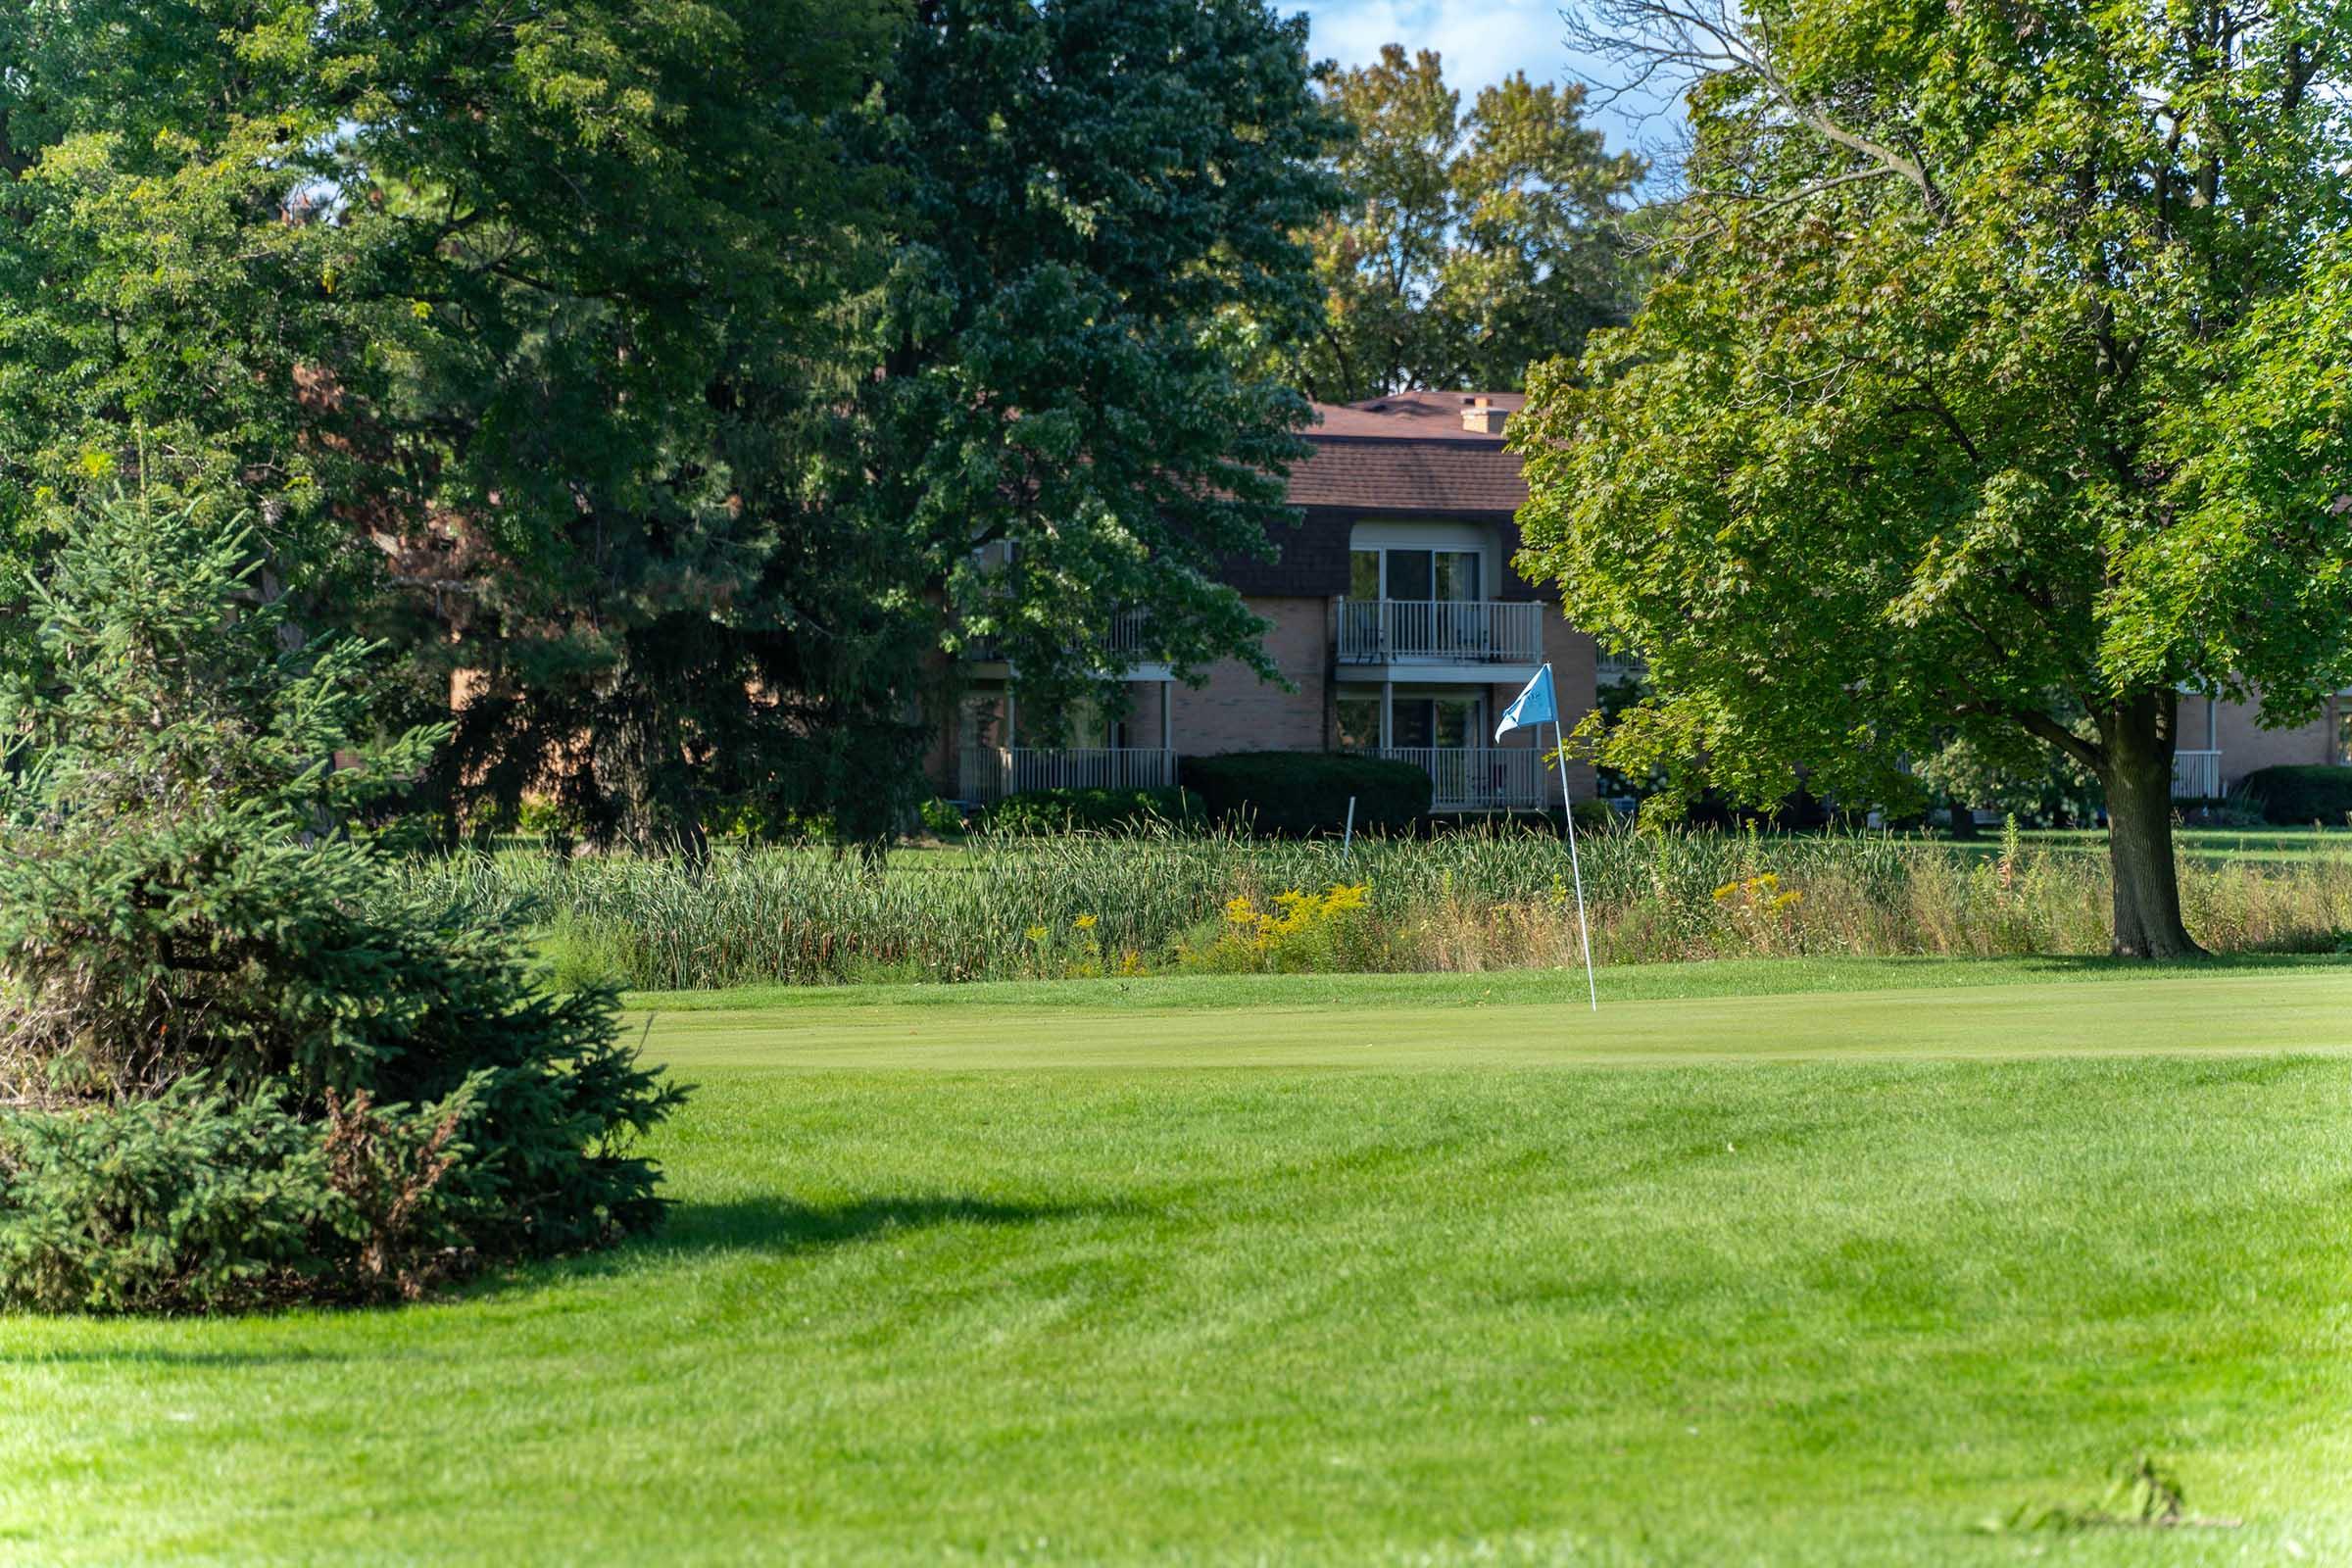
top-left (946, 390), bottom-right (1600, 812)
top-left (939, 390), bottom-right (2352, 814)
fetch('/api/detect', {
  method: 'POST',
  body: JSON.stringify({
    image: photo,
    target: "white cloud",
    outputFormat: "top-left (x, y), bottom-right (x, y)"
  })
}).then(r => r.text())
top-left (1292, 0), bottom-right (1680, 150)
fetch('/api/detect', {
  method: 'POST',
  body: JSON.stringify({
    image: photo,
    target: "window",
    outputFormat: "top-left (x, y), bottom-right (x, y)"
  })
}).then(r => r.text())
top-left (2333, 703), bottom-right (2352, 766)
top-left (1348, 546), bottom-right (1482, 602)
top-left (1337, 697), bottom-right (1381, 752)
top-left (1435, 550), bottom-right (1480, 601)
top-left (1387, 548), bottom-right (1434, 601)
top-left (1389, 695), bottom-right (1482, 751)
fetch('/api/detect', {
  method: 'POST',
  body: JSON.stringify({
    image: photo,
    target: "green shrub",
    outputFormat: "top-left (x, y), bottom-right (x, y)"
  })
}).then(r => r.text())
top-left (1178, 753), bottom-right (1430, 836)
top-left (981, 786), bottom-right (1199, 835)
top-left (918, 797), bottom-right (969, 836)
top-left (0, 492), bottom-right (680, 1313)
top-left (0, 1079), bottom-right (327, 1314)
top-left (2240, 764), bottom-right (2352, 825)
top-left (0, 1074), bottom-right (490, 1314)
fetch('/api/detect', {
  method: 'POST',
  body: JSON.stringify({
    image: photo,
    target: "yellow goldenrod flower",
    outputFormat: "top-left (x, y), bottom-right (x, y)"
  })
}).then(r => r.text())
top-left (1073, 913), bottom-right (1098, 930)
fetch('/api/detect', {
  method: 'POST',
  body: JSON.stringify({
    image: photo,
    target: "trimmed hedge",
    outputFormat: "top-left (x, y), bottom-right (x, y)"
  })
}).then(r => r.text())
top-left (981, 787), bottom-right (1199, 835)
top-left (2240, 764), bottom-right (2352, 825)
top-left (1178, 752), bottom-right (1431, 836)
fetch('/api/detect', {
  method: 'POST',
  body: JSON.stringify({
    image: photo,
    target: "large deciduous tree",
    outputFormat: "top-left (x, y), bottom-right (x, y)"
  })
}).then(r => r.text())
top-left (1288, 46), bottom-right (1642, 402)
top-left (1514, 0), bottom-right (2352, 956)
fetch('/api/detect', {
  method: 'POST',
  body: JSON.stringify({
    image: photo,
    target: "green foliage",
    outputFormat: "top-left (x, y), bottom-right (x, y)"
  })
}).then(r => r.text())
top-left (2239, 766), bottom-right (2352, 826)
top-left (916, 798), bottom-right (969, 838)
top-left (1517, 0), bottom-right (2352, 955)
top-left (980, 787), bottom-right (1200, 837)
top-left (0, 1079), bottom-right (330, 1314)
top-left (402, 824), bottom-right (2352, 990)
top-left (1179, 751), bottom-right (1431, 836)
top-left (1571, 798), bottom-right (1617, 833)
top-left (1914, 727), bottom-right (2104, 826)
top-left (0, 1074), bottom-right (484, 1314)
top-left (1174, 882), bottom-right (1384, 973)
top-left (0, 492), bottom-right (680, 1312)
top-left (0, 0), bottom-right (906, 850)
top-left (853, 0), bottom-right (1345, 741)
top-left (1272, 47), bottom-right (1643, 401)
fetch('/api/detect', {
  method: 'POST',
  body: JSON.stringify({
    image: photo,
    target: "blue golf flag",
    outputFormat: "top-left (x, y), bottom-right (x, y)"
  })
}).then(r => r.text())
top-left (1494, 663), bottom-right (1556, 741)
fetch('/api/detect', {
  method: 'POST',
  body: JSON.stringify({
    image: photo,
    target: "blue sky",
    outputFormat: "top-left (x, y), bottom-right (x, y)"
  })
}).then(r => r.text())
top-left (1291, 0), bottom-right (1675, 155)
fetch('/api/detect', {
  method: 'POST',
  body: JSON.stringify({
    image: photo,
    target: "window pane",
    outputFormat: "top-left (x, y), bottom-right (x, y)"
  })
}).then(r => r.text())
top-left (1386, 549), bottom-right (1434, 601)
top-left (1393, 699), bottom-right (1435, 748)
top-left (1349, 550), bottom-right (1381, 600)
top-left (1434, 551), bottom-right (1481, 601)
top-left (1337, 698), bottom-right (1381, 751)
top-left (1434, 697), bottom-right (1478, 750)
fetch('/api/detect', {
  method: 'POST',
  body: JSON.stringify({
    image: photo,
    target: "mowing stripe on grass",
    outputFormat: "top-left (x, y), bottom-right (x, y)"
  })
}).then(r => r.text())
top-left (633, 967), bottom-right (2352, 1071)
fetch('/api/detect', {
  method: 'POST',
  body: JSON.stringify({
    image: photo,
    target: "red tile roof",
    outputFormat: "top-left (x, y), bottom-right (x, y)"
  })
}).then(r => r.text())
top-left (1288, 393), bottom-right (1528, 514)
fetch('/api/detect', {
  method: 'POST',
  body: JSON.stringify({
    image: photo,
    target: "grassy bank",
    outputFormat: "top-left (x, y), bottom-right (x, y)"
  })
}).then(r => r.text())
top-left (398, 825), bottom-right (2352, 990)
top-left (5, 962), bottom-right (2348, 1564)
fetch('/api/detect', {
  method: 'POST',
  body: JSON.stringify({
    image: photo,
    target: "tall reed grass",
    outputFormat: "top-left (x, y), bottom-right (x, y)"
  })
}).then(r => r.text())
top-left (391, 822), bottom-right (2352, 992)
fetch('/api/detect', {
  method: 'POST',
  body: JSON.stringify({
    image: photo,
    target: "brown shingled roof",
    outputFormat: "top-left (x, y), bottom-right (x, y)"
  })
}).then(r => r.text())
top-left (1322, 389), bottom-right (1528, 438)
top-left (1287, 392), bottom-right (1528, 515)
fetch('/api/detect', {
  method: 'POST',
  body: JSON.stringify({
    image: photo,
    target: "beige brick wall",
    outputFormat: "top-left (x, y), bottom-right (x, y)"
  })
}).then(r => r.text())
top-left (2180, 691), bottom-right (2346, 789)
top-left (1165, 596), bottom-right (1332, 754)
top-left (938, 596), bottom-right (1610, 807)
top-left (1478, 613), bottom-right (1597, 803)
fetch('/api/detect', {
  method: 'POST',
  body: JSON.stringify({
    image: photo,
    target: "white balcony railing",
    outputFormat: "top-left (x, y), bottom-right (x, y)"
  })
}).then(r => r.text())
top-left (1337, 599), bottom-right (1544, 665)
top-left (961, 610), bottom-right (1153, 666)
top-left (958, 746), bottom-right (1177, 803)
top-left (2173, 750), bottom-right (2223, 801)
top-left (1596, 652), bottom-right (1648, 683)
top-left (1376, 747), bottom-right (1549, 811)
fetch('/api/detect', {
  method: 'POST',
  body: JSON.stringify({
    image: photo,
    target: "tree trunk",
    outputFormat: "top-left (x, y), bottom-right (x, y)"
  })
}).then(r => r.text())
top-left (1946, 796), bottom-right (1978, 840)
top-left (2099, 691), bottom-right (2204, 958)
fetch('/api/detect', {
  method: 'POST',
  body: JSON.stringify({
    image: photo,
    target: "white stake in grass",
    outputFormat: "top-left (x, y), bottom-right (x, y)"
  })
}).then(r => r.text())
top-left (1495, 663), bottom-right (1596, 1011)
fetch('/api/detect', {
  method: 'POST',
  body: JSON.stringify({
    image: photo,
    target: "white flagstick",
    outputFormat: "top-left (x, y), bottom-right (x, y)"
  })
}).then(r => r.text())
top-left (1550, 697), bottom-right (1597, 1012)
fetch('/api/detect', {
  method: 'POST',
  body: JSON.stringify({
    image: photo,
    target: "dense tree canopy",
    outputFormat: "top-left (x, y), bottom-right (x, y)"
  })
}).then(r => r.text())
top-left (0, 0), bottom-right (900, 846)
top-left (847, 0), bottom-right (1344, 755)
top-left (0, 0), bottom-right (1343, 847)
top-left (1516, 0), bottom-right (2352, 956)
top-left (1283, 46), bottom-right (1643, 402)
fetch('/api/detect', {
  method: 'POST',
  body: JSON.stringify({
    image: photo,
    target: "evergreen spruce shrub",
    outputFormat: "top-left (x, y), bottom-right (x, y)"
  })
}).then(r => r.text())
top-left (0, 493), bottom-right (681, 1313)
top-left (2239, 765), bottom-right (2352, 826)
top-left (1178, 753), bottom-right (1431, 836)
top-left (979, 786), bottom-right (1199, 836)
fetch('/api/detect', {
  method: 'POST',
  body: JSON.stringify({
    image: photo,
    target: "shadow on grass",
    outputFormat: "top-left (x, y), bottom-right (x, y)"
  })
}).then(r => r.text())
top-left (0, 1347), bottom-right (353, 1368)
top-left (1986, 951), bottom-right (2350, 974)
top-left (484, 1193), bottom-right (1129, 1296)
top-left (651, 1194), bottom-right (1115, 1255)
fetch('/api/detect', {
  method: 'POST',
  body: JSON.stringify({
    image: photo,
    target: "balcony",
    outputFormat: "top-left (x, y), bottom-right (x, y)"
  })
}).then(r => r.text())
top-left (1374, 746), bottom-right (1549, 812)
top-left (2172, 750), bottom-right (2223, 801)
top-left (957, 746), bottom-right (1177, 804)
top-left (1337, 599), bottom-right (1544, 671)
top-left (961, 610), bottom-right (1158, 672)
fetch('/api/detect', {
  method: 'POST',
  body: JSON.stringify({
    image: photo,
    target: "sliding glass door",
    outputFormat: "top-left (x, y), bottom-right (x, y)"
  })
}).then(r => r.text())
top-left (1349, 548), bottom-right (1481, 602)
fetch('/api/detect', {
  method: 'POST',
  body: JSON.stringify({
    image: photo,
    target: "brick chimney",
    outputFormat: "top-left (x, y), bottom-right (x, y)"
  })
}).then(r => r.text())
top-left (1459, 395), bottom-right (1509, 435)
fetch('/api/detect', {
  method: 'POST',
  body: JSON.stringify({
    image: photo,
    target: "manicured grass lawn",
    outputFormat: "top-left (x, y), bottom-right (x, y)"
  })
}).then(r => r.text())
top-left (2005, 825), bottom-right (2352, 864)
top-left (6, 959), bottom-right (2351, 1564)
